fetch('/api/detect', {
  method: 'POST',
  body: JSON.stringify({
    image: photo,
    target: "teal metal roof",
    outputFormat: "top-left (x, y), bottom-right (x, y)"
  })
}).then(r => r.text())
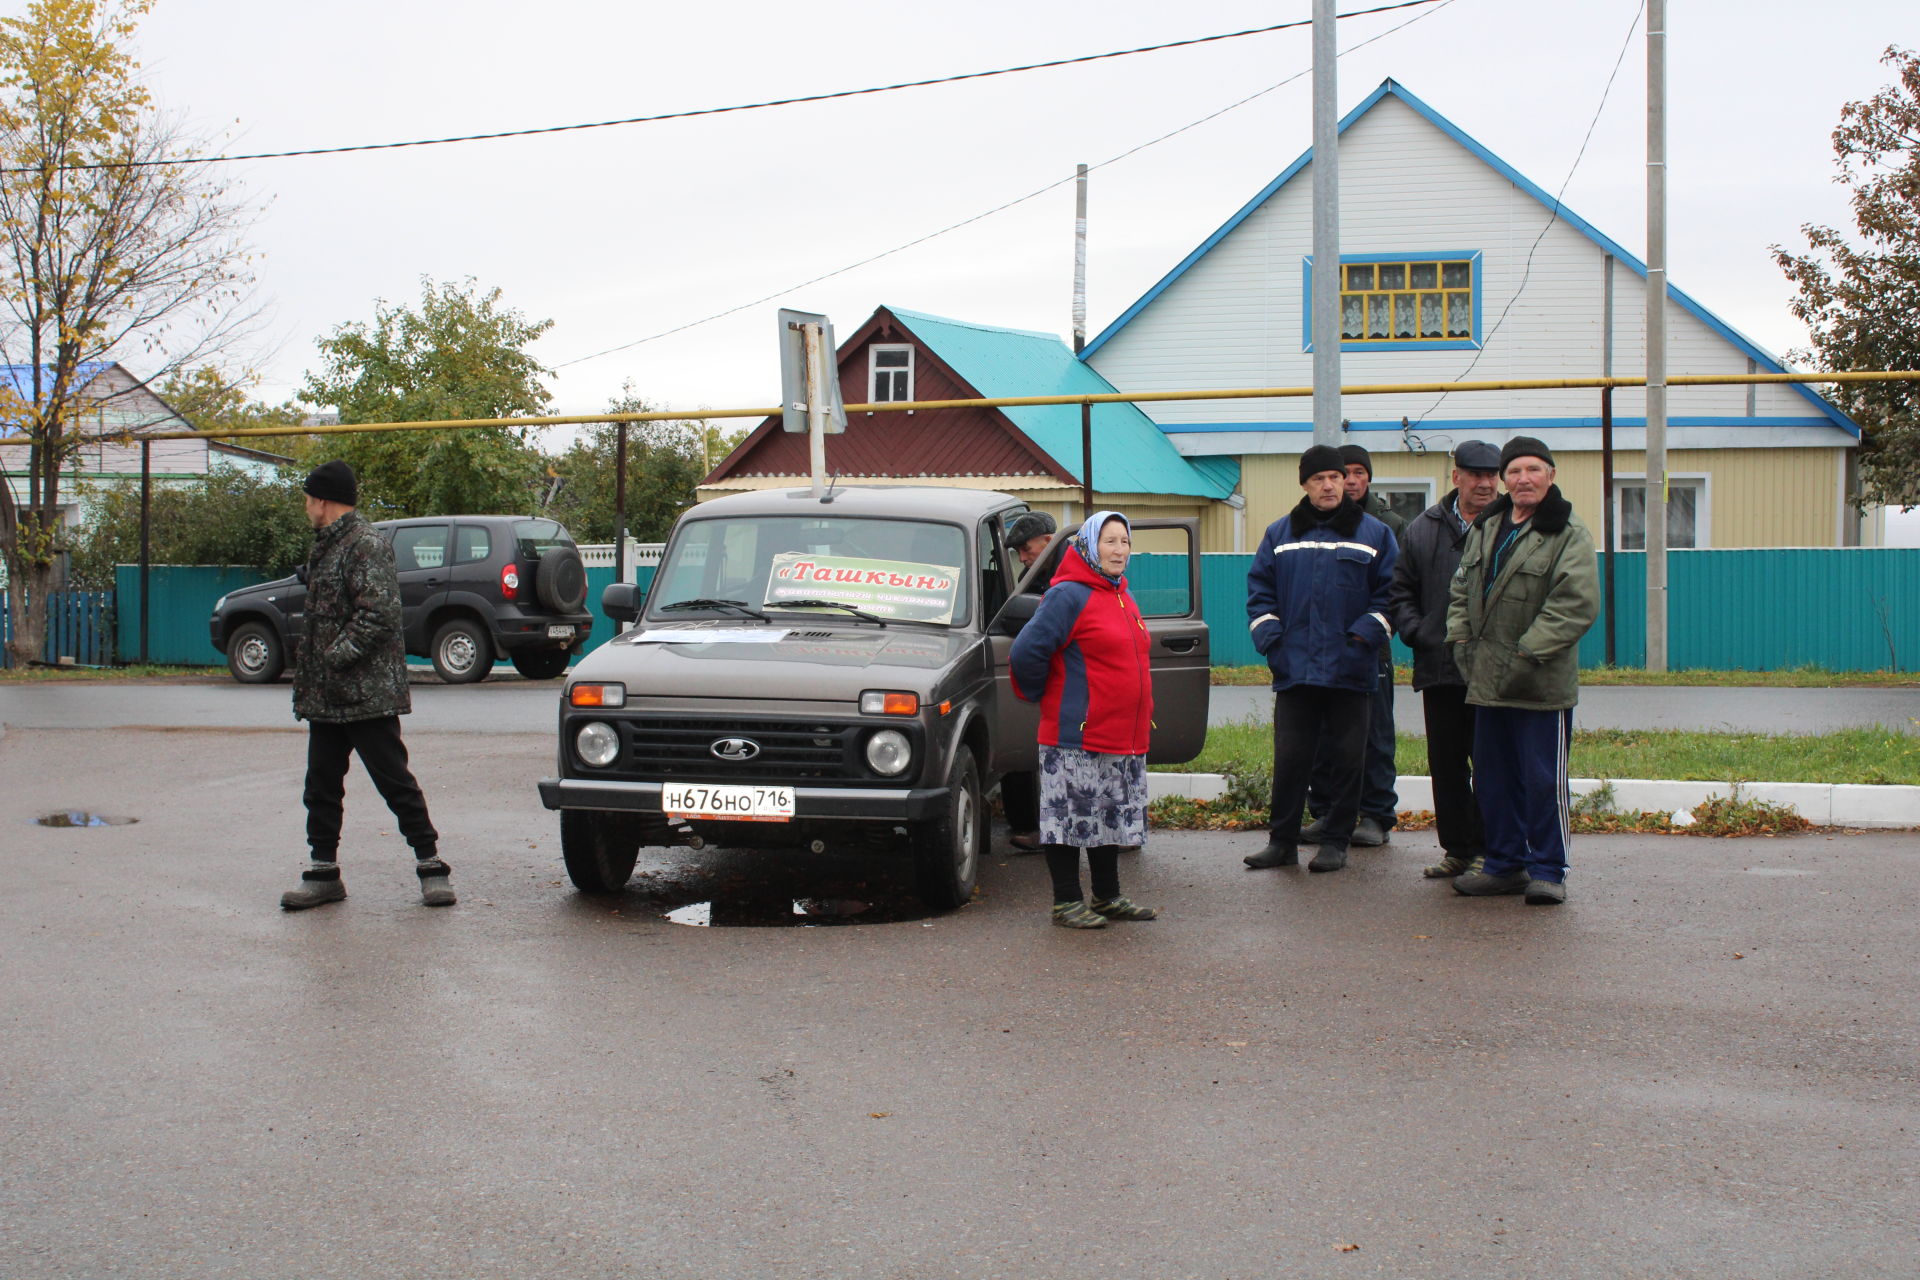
top-left (887, 307), bottom-right (1238, 500)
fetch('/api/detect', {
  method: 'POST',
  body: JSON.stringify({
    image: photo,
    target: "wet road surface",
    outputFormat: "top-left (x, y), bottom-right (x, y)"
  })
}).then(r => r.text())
top-left (2, 723), bottom-right (1915, 1278)
top-left (5, 675), bottom-right (1918, 736)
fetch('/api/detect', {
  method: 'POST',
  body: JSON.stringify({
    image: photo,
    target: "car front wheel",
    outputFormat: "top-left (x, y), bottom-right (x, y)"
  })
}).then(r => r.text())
top-left (560, 810), bottom-right (641, 893)
top-left (430, 617), bottom-right (494, 683)
top-left (912, 747), bottom-right (984, 911)
top-left (225, 622), bottom-right (284, 683)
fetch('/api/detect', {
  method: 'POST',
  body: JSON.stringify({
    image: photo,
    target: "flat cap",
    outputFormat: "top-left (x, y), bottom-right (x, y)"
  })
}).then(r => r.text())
top-left (1452, 439), bottom-right (1502, 472)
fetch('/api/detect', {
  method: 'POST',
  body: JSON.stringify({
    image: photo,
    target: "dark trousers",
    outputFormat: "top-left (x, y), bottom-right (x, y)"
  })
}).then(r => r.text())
top-left (1422, 684), bottom-right (1485, 860)
top-left (1044, 844), bottom-right (1122, 904)
top-left (1001, 770), bottom-right (1039, 833)
top-left (1473, 706), bottom-right (1573, 883)
top-left (1273, 686), bottom-right (1368, 851)
top-left (1309, 653), bottom-right (1398, 825)
top-left (304, 717), bottom-right (441, 864)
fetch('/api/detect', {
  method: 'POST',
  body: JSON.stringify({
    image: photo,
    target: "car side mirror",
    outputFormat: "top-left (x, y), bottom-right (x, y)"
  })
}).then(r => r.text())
top-left (602, 582), bottom-right (644, 625)
top-left (995, 592), bottom-right (1039, 636)
top-left (294, 563), bottom-right (309, 585)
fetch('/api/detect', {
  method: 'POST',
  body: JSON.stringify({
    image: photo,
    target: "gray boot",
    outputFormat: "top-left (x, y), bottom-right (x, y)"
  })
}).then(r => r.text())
top-left (417, 856), bottom-right (456, 907)
top-left (282, 862), bottom-right (346, 911)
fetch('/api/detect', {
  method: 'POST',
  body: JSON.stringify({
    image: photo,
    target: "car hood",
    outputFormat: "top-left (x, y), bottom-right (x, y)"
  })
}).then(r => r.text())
top-left (573, 620), bottom-right (970, 703)
top-left (223, 574), bottom-right (301, 602)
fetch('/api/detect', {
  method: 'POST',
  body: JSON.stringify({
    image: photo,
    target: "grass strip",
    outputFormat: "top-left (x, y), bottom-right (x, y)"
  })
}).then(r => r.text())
top-left (1153, 719), bottom-right (1919, 786)
top-left (1209, 665), bottom-right (1918, 688)
top-left (0, 663), bottom-right (216, 683)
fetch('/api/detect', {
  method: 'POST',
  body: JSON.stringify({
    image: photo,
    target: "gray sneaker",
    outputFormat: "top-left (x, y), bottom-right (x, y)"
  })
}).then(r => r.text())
top-left (1524, 879), bottom-right (1567, 906)
top-left (420, 875), bottom-right (457, 907)
top-left (1452, 868), bottom-right (1530, 896)
top-left (1351, 816), bottom-right (1390, 847)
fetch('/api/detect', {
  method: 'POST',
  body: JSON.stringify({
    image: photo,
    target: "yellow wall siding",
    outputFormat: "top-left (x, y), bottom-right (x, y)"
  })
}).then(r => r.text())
top-left (1229, 446), bottom-right (1846, 550)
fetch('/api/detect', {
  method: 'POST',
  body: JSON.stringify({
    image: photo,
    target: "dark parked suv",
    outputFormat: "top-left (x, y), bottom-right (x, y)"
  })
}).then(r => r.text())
top-left (209, 515), bottom-right (592, 684)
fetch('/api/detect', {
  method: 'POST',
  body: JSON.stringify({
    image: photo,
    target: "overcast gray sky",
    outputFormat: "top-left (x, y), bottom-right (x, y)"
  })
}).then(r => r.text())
top-left (120, 0), bottom-right (1910, 425)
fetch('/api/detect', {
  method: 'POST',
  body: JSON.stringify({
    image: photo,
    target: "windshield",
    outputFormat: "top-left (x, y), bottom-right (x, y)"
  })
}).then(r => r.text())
top-left (651, 515), bottom-right (969, 626)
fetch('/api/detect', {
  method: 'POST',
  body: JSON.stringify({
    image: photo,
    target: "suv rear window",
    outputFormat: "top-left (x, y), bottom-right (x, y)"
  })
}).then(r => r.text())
top-left (513, 519), bottom-right (574, 560)
top-left (654, 515), bottom-right (969, 625)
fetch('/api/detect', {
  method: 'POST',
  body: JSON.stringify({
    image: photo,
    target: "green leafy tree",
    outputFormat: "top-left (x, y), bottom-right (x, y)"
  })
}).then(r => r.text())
top-left (1774, 46), bottom-right (1920, 509)
top-left (66, 465), bottom-right (310, 588)
top-left (0, 0), bottom-right (258, 664)
top-left (297, 277), bottom-right (552, 516)
top-left (158, 365), bottom-right (306, 447)
top-left (543, 381), bottom-right (745, 543)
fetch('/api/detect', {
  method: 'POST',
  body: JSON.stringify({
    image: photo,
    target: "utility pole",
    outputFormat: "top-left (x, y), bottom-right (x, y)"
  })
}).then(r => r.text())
top-left (1311, 0), bottom-right (1342, 448)
top-left (1644, 0), bottom-right (1670, 671)
top-left (1074, 162), bottom-right (1093, 516)
top-left (1601, 254), bottom-right (1617, 665)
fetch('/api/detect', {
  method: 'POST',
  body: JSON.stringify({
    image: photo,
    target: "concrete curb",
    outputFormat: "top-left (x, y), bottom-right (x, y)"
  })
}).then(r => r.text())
top-left (1146, 772), bottom-right (1920, 829)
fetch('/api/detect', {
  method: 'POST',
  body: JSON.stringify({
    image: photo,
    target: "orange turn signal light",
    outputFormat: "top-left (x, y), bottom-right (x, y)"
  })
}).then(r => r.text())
top-left (568, 683), bottom-right (627, 708)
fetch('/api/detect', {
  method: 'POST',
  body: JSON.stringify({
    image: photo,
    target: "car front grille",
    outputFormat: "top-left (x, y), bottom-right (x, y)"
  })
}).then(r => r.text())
top-left (622, 716), bottom-right (869, 783)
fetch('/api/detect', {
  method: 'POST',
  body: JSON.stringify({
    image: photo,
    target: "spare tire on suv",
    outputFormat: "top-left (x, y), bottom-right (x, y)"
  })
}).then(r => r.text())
top-left (535, 545), bottom-right (588, 613)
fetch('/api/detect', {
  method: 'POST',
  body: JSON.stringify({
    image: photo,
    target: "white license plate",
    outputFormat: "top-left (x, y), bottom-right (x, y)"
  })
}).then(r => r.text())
top-left (662, 783), bottom-right (795, 823)
top-left (547, 625), bottom-right (575, 639)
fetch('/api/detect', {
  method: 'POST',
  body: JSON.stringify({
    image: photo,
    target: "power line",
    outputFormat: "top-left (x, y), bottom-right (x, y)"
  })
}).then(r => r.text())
top-left (555, 0), bottom-right (1463, 370)
top-left (4, 1), bottom-right (1446, 176)
top-left (1406, 0), bottom-right (1645, 431)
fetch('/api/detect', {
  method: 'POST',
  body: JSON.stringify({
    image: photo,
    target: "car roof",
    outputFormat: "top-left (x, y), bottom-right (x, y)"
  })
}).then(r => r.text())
top-left (373, 515), bottom-right (553, 527)
top-left (686, 486), bottom-right (1021, 524)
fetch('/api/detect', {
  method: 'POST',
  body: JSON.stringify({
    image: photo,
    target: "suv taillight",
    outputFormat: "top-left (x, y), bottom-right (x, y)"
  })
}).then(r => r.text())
top-left (501, 564), bottom-right (520, 600)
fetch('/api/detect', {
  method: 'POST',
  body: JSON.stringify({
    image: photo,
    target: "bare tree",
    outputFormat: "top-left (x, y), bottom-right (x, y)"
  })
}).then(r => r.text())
top-left (0, 0), bottom-right (260, 664)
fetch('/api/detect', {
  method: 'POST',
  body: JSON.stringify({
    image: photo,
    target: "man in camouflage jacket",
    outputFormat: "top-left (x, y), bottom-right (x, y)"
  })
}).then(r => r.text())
top-left (281, 460), bottom-right (454, 910)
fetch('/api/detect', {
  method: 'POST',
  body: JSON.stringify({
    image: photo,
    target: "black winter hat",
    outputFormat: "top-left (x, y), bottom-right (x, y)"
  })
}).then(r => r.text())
top-left (1004, 510), bottom-right (1056, 549)
top-left (1338, 444), bottom-right (1373, 477)
top-left (1299, 444), bottom-right (1346, 483)
top-left (1499, 436), bottom-right (1555, 471)
top-left (1452, 439), bottom-right (1502, 472)
top-left (304, 459), bottom-right (359, 506)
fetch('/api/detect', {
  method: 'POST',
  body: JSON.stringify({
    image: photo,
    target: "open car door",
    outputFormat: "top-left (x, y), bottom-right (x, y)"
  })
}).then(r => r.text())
top-left (985, 517), bottom-right (1208, 771)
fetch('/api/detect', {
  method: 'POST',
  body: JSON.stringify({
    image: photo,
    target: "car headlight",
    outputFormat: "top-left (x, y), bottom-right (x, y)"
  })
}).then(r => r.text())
top-left (213, 595), bottom-right (228, 613)
top-left (865, 728), bottom-right (912, 776)
top-left (575, 721), bottom-right (620, 768)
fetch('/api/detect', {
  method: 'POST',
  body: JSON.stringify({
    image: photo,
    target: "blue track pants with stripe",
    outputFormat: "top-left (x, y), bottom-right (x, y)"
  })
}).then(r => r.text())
top-left (1471, 706), bottom-right (1573, 884)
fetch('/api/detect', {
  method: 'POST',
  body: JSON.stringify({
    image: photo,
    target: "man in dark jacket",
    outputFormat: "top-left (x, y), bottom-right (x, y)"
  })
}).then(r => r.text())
top-left (1387, 440), bottom-right (1501, 879)
top-left (280, 461), bottom-right (453, 910)
top-left (1303, 444), bottom-right (1404, 847)
top-left (1445, 437), bottom-right (1599, 907)
top-left (1244, 445), bottom-right (1398, 873)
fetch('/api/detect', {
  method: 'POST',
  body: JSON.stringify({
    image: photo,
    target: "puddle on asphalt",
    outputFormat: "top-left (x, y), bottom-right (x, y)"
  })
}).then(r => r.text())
top-left (663, 897), bottom-right (894, 928)
top-left (34, 811), bottom-right (138, 828)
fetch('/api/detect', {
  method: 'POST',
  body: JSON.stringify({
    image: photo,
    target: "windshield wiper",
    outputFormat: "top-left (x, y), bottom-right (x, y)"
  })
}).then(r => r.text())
top-left (659, 598), bottom-right (768, 620)
top-left (764, 599), bottom-right (887, 626)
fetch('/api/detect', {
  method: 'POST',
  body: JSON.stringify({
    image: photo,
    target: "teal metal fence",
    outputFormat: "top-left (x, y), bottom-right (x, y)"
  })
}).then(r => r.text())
top-left (82, 550), bottom-right (1919, 673)
top-left (0, 590), bottom-right (115, 666)
top-left (1160, 547), bottom-right (1920, 673)
top-left (116, 565), bottom-right (275, 665)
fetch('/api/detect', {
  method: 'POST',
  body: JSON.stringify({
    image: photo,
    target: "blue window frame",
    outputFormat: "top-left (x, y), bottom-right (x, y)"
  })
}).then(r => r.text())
top-left (1302, 251), bottom-right (1483, 352)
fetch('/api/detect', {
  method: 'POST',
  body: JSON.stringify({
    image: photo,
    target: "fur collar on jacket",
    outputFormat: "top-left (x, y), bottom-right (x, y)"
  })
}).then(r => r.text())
top-left (1289, 495), bottom-right (1365, 536)
top-left (1473, 484), bottom-right (1573, 535)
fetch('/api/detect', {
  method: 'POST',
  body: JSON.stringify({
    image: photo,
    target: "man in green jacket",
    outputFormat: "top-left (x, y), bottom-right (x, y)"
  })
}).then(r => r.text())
top-left (1444, 437), bottom-right (1598, 906)
top-left (280, 460), bottom-right (454, 911)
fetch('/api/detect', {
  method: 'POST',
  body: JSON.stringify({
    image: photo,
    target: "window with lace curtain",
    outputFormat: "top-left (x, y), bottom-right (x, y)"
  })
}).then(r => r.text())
top-left (1303, 252), bottom-right (1481, 352)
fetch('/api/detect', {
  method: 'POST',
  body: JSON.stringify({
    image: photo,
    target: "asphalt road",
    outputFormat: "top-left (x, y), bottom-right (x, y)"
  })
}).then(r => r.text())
top-left (4, 674), bottom-right (1918, 735)
top-left (2, 722), bottom-right (1916, 1279)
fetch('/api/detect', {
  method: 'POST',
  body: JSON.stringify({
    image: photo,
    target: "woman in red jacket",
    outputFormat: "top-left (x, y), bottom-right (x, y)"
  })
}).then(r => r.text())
top-left (1009, 510), bottom-right (1158, 929)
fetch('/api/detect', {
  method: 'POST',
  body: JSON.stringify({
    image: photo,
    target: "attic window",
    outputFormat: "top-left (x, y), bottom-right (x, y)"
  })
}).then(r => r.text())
top-left (869, 345), bottom-right (913, 403)
top-left (1303, 252), bottom-right (1482, 352)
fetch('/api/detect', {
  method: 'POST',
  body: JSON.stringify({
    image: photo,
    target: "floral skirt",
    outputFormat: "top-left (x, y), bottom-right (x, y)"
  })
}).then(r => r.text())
top-left (1037, 744), bottom-right (1149, 849)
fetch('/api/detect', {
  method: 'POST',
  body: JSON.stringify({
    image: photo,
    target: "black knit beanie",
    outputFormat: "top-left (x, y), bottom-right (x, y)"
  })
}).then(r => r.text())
top-left (304, 460), bottom-right (358, 506)
top-left (1338, 444), bottom-right (1373, 477)
top-left (1499, 436), bottom-right (1554, 471)
top-left (1299, 444), bottom-right (1345, 483)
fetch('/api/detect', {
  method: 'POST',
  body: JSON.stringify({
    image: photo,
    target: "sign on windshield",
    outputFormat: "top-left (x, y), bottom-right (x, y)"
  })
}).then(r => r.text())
top-left (766, 553), bottom-right (962, 625)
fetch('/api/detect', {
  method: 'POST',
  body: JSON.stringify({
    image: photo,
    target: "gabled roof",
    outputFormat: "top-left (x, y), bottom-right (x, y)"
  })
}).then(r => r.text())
top-left (1082, 78), bottom-right (1856, 437)
top-left (0, 363), bottom-right (113, 433)
top-left (888, 307), bottom-right (1238, 499)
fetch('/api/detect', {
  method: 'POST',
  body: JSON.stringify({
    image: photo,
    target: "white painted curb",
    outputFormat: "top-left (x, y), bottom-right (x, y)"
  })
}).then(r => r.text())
top-left (1146, 772), bottom-right (1920, 829)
